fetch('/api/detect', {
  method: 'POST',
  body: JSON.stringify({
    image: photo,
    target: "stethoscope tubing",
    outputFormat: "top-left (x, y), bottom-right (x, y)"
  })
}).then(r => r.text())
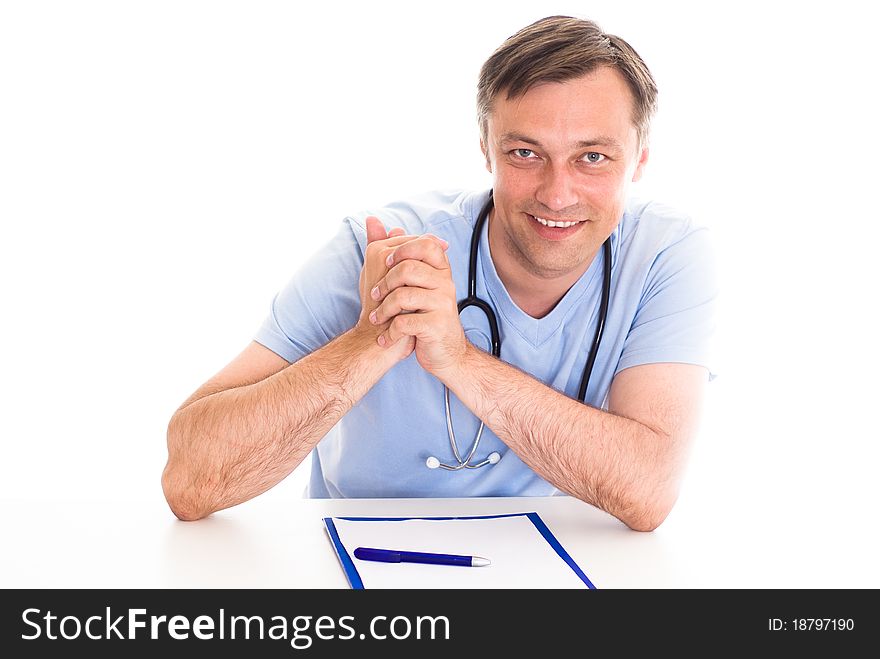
top-left (432, 190), bottom-right (611, 471)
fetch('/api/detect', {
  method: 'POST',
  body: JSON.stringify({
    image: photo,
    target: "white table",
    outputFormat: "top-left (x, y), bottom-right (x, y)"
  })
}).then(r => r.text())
top-left (1, 493), bottom-right (877, 588)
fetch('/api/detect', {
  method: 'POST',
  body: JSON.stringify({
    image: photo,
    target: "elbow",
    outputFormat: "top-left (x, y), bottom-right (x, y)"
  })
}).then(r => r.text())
top-left (620, 439), bottom-right (686, 532)
top-left (162, 413), bottom-right (213, 522)
top-left (622, 506), bottom-right (670, 532)
top-left (618, 488), bottom-right (679, 532)
top-left (161, 465), bottom-right (212, 522)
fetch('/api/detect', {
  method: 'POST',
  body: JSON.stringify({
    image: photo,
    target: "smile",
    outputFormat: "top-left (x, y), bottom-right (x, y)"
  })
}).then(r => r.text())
top-left (528, 214), bottom-right (585, 228)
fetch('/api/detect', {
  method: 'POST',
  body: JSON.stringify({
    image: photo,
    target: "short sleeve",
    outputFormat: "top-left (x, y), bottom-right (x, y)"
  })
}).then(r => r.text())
top-left (615, 226), bottom-right (719, 379)
top-left (253, 218), bottom-right (366, 363)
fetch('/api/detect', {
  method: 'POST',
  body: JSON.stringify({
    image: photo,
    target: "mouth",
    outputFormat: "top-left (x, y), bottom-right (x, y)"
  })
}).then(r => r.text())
top-left (527, 213), bottom-right (586, 239)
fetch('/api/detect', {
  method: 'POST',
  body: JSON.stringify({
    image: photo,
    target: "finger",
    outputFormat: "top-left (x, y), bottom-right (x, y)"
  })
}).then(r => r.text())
top-left (378, 232), bottom-right (448, 255)
top-left (364, 233), bottom-right (427, 266)
top-left (370, 286), bottom-right (440, 325)
top-left (365, 216), bottom-right (387, 244)
top-left (381, 232), bottom-right (445, 250)
top-left (370, 259), bottom-right (441, 302)
top-left (385, 235), bottom-right (449, 270)
top-left (423, 233), bottom-right (449, 251)
top-left (376, 234), bottom-right (425, 249)
top-left (378, 312), bottom-right (423, 348)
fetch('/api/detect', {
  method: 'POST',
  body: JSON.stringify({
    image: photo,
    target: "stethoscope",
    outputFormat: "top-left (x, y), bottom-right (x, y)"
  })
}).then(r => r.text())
top-left (426, 191), bottom-right (613, 471)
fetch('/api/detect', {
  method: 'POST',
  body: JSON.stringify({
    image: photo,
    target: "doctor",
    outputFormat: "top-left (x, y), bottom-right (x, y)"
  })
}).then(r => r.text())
top-left (162, 16), bottom-right (716, 531)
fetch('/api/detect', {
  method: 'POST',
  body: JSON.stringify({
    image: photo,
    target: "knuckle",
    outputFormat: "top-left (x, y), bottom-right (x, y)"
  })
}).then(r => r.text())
top-left (390, 287), bottom-right (413, 310)
top-left (417, 238), bottom-right (437, 258)
top-left (399, 259), bottom-right (420, 279)
top-left (396, 312), bottom-right (414, 329)
top-left (404, 287), bottom-right (420, 307)
top-left (386, 287), bottom-right (403, 306)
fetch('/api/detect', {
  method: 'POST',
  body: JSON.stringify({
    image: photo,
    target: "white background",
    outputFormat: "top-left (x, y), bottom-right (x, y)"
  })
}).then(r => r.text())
top-left (2, 1), bottom-right (878, 585)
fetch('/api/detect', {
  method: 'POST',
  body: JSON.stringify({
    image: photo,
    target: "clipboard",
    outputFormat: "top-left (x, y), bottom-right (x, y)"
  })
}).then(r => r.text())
top-left (323, 512), bottom-right (595, 589)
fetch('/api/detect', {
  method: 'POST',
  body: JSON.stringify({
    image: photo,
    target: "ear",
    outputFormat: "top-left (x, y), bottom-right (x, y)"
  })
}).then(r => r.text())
top-left (480, 138), bottom-right (492, 173)
top-left (631, 146), bottom-right (649, 182)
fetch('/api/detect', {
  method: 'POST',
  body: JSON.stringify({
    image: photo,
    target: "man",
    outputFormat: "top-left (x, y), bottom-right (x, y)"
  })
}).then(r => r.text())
top-left (162, 16), bottom-right (716, 531)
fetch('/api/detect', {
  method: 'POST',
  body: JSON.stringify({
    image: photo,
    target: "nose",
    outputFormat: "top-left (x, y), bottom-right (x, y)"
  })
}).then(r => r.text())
top-left (534, 163), bottom-right (578, 212)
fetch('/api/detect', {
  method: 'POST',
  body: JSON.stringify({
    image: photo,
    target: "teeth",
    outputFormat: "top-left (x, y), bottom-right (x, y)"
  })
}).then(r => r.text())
top-left (533, 216), bottom-right (580, 228)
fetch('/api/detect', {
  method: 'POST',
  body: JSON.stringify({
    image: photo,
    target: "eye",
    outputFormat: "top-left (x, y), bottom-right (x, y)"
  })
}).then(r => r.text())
top-left (513, 148), bottom-right (537, 159)
top-left (582, 152), bottom-right (606, 164)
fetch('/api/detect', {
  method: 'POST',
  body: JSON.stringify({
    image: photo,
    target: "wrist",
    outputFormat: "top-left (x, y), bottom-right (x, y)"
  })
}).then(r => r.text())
top-left (342, 323), bottom-right (407, 373)
top-left (431, 340), bottom-right (479, 387)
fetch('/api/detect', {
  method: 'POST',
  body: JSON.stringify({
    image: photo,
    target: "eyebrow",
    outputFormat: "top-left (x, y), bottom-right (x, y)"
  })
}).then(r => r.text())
top-left (499, 132), bottom-right (625, 152)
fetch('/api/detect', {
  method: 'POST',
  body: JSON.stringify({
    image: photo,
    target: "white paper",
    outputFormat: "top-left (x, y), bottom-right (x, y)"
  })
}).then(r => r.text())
top-left (329, 514), bottom-right (590, 589)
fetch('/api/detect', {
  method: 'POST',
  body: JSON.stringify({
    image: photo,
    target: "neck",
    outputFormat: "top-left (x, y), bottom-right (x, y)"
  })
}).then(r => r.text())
top-left (496, 266), bottom-right (585, 319)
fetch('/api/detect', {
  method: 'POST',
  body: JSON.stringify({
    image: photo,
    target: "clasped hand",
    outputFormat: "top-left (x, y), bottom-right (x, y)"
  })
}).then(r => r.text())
top-left (357, 216), bottom-right (467, 375)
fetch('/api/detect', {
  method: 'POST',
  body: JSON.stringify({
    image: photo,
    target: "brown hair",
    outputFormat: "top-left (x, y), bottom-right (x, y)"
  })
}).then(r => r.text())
top-left (477, 16), bottom-right (658, 148)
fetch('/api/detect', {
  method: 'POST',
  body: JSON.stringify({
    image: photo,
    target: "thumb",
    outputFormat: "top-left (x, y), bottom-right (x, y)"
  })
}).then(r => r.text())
top-left (365, 216), bottom-right (388, 244)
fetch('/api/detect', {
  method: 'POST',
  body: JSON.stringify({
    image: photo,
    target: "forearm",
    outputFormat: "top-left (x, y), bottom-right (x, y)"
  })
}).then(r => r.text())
top-left (163, 327), bottom-right (392, 520)
top-left (435, 345), bottom-right (678, 531)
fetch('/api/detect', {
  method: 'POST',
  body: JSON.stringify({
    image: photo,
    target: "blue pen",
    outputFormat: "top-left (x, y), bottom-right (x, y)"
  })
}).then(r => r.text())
top-left (354, 547), bottom-right (491, 567)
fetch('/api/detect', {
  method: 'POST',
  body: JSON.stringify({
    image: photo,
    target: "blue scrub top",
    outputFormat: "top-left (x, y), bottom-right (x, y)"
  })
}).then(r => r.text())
top-left (255, 189), bottom-right (717, 498)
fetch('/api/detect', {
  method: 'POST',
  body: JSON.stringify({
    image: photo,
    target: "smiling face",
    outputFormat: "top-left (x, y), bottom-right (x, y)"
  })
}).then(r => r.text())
top-left (482, 66), bottom-right (649, 289)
